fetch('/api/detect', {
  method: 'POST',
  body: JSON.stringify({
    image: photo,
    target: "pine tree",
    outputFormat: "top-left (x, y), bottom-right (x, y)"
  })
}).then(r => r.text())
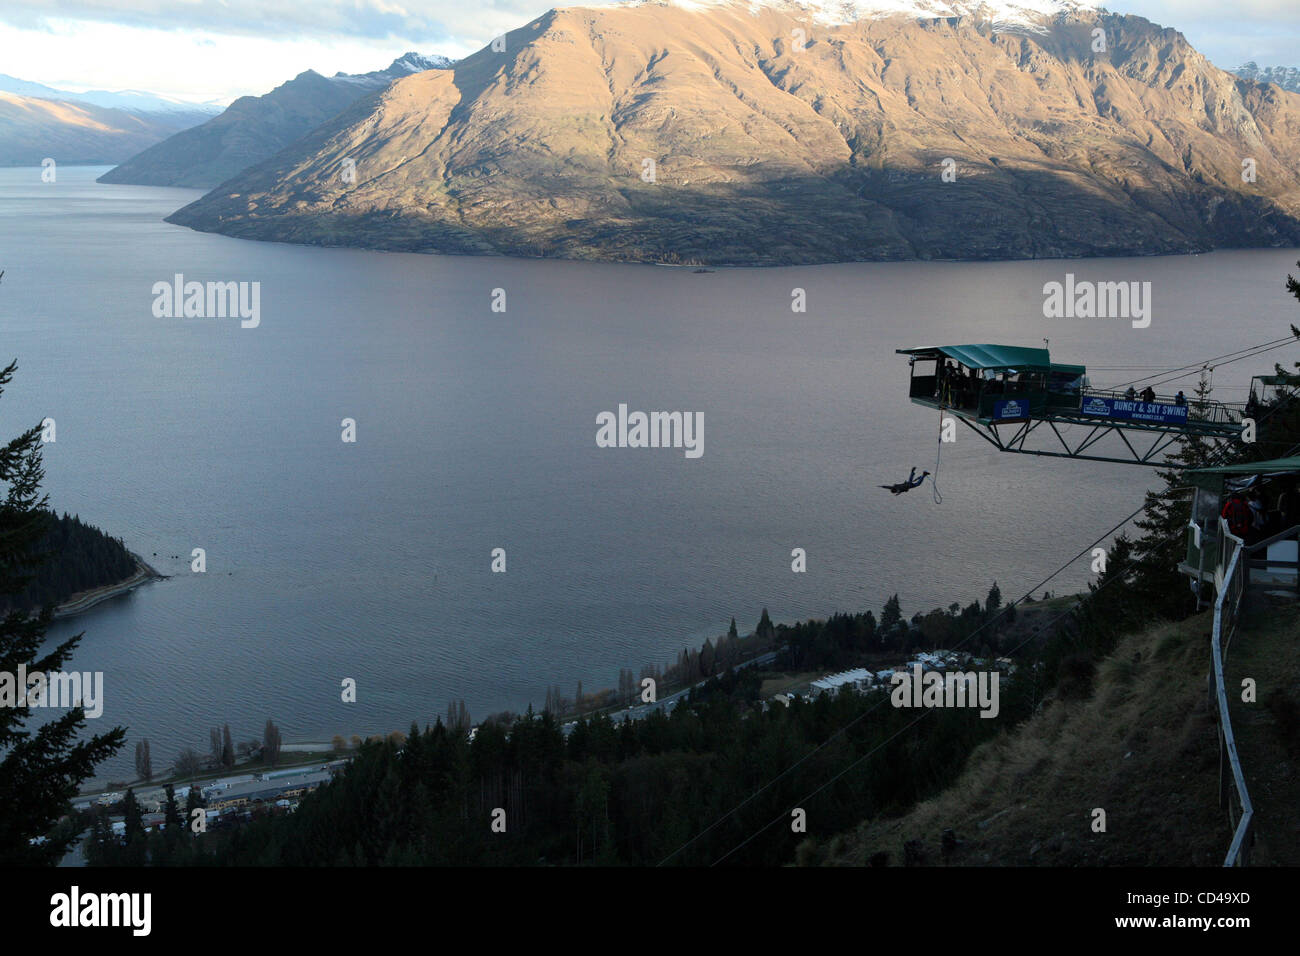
top-left (221, 724), bottom-right (234, 769)
top-left (0, 360), bottom-right (125, 864)
top-left (122, 788), bottom-right (146, 866)
top-left (880, 594), bottom-right (902, 643)
top-left (163, 783), bottom-right (183, 853)
top-left (985, 582), bottom-right (1002, 619)
top-left (1131, 373), bottom-right (1222, 618)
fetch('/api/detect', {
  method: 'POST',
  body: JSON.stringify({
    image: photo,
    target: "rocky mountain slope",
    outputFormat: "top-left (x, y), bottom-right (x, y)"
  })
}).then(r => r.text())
top-left (99, 54), bottom-right (453, 188)
top-left (166, 0), bottom-right (1300, 264)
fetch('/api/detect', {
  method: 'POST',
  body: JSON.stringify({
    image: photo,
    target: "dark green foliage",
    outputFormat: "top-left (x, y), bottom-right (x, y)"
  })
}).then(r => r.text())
top-left (190, 679), bottom-right (1026, 867)
top-left (985, 582), bottom-right (1002, 617)
top-left (0, 359), bottom-right (126, 865)
top-left (0, 509), bottom-right (137, 615)
top-left (777, 611), bottom-right (878, 671)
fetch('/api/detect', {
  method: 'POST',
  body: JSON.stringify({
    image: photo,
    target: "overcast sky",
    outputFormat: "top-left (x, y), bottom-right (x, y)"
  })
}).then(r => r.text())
top-left (1, 1), bottom-right (1297, 104)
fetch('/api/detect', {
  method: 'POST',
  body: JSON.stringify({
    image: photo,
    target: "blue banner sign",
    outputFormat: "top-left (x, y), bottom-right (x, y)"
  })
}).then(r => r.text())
top-left (992, 399), bottom-right (1031, 420)
top-left (1080, 396), bottom-right (1188, 425)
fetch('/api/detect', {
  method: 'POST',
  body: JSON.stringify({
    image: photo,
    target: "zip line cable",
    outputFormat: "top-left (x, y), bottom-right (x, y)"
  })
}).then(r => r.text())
top-left (1135, 340), bottom-right (1297, 393)
top-left (1109, 335), bottom-right (1296, 391)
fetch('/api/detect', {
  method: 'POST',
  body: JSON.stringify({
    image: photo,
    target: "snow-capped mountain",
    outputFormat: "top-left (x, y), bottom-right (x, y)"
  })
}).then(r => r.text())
top-left (1236, 62), bottom-right (1300, 94)
top-left (329, 53), bottom-right (458, 89)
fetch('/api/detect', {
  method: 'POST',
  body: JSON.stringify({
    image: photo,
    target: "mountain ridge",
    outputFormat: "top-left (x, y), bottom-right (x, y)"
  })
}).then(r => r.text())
top-left (98, 52), bottom-right (455, 188)
top-left (0, 74), bottom-right (222, 115)
top-left (0, 91), bottom-right (215, 166)
top-left (1236, 62), bottom-right (1300, 94)
top-left (164, 3), bottom-right (1300, 264)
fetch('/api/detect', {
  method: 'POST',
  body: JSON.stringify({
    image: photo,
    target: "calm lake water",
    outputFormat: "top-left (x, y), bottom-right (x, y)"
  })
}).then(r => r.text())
top-left (2, 166), bottom-right (1296, 782)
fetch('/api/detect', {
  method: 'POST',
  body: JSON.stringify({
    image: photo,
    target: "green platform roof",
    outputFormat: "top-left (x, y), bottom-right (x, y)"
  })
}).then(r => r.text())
top-left (1190, 456), bottom-right (1300, 476)
top-left (897, 344), bottom-right (1085, 375)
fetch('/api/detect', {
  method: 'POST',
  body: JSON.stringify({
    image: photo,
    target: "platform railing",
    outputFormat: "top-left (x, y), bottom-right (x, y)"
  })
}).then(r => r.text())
top-left (1210, 518), bottom-right (1253, 866)
top-left (1080, 387), bottom-right (1244, 427)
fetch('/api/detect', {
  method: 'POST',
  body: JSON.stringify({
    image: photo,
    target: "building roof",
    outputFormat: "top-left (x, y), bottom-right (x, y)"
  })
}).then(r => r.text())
top-left (207, 770), bottom-right (332, 805)
top-left (1190, 456), bottom-right (1300, 477)
top-left (897, 344), bottom-right (1085, 376)
top-left (811, 668), bottom-right (875, 690)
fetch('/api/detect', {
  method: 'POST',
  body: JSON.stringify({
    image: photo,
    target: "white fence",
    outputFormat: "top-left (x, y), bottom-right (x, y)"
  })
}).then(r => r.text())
top-left (1209, 518), bottom-right (1253, 866)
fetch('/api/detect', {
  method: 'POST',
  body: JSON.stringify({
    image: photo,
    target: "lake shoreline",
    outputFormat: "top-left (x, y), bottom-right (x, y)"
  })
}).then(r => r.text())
top-left (52, 552), bottom-right (166, 620)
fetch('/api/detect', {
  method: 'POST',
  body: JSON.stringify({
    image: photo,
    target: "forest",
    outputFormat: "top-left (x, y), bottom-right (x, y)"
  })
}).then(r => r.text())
top-left (0, 510), bottom-right (139, 614)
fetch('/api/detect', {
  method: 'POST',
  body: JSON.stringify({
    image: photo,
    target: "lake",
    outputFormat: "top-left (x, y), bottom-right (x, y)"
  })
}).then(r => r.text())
top-left (2, 165), bottom-right (1295, 782)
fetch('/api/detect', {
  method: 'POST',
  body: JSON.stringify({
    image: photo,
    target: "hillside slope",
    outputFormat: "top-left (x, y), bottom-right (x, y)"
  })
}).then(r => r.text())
top-left (166, 0), bottom-right (1300, 264)
top-left (811, 611), bottom-right (1232, 865)
top-left (0, 91), bottom-right (208, 166)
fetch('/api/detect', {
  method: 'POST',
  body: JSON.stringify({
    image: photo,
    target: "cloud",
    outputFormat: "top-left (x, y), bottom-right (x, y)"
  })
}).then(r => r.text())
top-left (0, 0), bottom-right (536, 41)
top-left (1120, 0), bottom-right (1300, 22)
top-left (1118, 1), bottom-right (1300, 67)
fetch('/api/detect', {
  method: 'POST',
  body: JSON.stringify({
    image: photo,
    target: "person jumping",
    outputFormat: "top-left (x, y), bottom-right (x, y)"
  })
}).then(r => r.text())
top-left (880, 467), bottom-right (930, 495)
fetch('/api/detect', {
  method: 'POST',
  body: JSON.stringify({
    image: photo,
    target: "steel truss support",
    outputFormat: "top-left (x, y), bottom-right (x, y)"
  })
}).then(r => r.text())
top-left (953, 414), bottom-right (1236, 468)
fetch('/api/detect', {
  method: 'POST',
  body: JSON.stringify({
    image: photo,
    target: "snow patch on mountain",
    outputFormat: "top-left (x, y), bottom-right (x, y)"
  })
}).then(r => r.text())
top-left (0, 73), bottom-right (220, 115)
top-left (618, 0), bottom-right (1100, 32)
top-left (329, 52), bottom-right (456, 89)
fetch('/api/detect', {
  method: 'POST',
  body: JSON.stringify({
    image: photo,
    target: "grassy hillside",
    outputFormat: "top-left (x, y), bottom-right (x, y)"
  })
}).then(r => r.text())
top-left (809, 610), bottom-right (1240, 866)
top-left (1225, 597), bottom-right (1300, 865)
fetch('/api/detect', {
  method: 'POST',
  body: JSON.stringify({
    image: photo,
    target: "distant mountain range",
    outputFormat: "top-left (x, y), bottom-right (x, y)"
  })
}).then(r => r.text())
top-left (98, 53), bottom-right (454, 188)
top-left (0, 74), bottom-right (223, 114)
top-left (0, 92), bottom-right (215, 167)
top-left (1235, 62), bottom-right (1300, 94)
top-left (163, 0), bottom-right (1300, 265)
